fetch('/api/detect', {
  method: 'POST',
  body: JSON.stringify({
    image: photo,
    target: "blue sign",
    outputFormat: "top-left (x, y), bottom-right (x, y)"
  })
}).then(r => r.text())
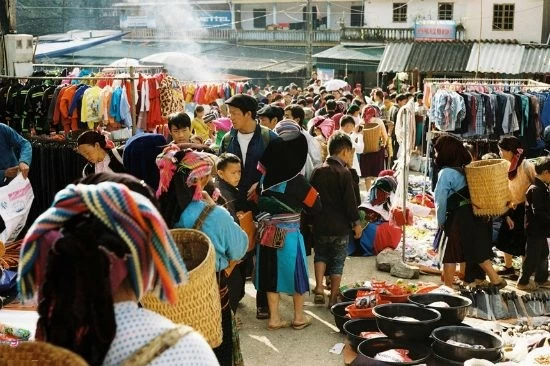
top-left (197, 11), bottom-right (232, 29)
top-left (414, 20), bottom-right (456, 40)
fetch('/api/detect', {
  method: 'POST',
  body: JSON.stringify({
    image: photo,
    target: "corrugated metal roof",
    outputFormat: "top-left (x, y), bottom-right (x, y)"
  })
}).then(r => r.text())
top-left (521, 46), bottom-right (550, 74)
top-left (377, 42), bottom-right (413, 73)
top-left (405, 41), bottom-right (472, 73)
top-left (466, 43), bottom-right (524, 74)
top-left (312, 44), bottom-right (385, 62)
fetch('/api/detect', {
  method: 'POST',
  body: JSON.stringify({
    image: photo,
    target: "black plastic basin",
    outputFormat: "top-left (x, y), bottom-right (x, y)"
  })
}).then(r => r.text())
top-left (372, 303), bottom-right (441, 341)
top-left (330, 301), bottom-right (353, 333)
top-left (343, 318), bottom-right (381, 350)
top-left (341, 287), bottom-right (370, 302)
top-left (408, 293), bottom-right (472, 326)
top-left (356, 337), bottom-right (432, 365)
top-left (431, 326), bottom-right (503, 363)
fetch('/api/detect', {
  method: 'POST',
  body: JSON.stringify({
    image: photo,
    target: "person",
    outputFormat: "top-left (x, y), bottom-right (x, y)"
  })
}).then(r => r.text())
top-left (496, 136), bottom-right (535, 278)
top-left (17, 174), bottom-right (218, 365)
top-left (340, 115), bottom-right (363, 173)
top-left (282, 106), bottom-right (323, 172)
top-left (517, 157), bottom-right (550, 291)
top-left (433, 135), bottom-right (506, 289)
top-left (157, 147), bottom-right (247, 366)
top-left (254, 122), bottom-right (322, 330)
top-left (310, 131), bottom-right (362, 307)
top-left (414, 93), bottom-right (427, 151)
top-left (220, 94), bottom-right (279, 320)
top-left (257, 105), bottom-right (284, 131)
top-left (76, 130), bottom-right (125, 176)
top-left (308, 115), bottom-right (335, 163)
top-left (216, 152), bottom-right (243, 220)
top-left (192, 105), bottom-right (210, 142)
top-left (350, 174), bottom-right (402, 256)
top-left (0, 123), bottom-right (31, 186)
top-left (168, 111), bottom-right (192, 144)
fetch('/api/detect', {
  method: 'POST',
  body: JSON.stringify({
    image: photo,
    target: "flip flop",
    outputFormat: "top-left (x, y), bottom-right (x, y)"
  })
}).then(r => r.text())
top-left (292, 316), bottom-right (312, 330)
top-left (314, 293), bottom-right (325, 305)
top-left (267, 320), bottom-right (291, 331)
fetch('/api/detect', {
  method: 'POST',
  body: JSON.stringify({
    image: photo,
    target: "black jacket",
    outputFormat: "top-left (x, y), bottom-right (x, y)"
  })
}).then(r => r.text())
top-left (525, 178), bottom-right (550, 237)
top-left (217, 178), bottom-right (241, 222)
top-left (310, 156), bottom-right (360, 236)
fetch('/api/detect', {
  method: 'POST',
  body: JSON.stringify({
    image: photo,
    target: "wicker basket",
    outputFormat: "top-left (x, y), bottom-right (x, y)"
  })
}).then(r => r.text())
top-left (0, 341), bottom-right (87, 365)
top-left (140, 229), bottom-right (222, 348)
top-left (465, 159), bottom-right (511, 216)
top-left (362, 122), bottom-right (382, 153)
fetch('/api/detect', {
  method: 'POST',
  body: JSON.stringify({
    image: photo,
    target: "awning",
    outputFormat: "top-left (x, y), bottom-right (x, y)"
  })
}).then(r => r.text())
top-left (406, 41), bottom-right (472, 73)
top-left (466, 43), bottom-right (524, 74)
top-left (521, 45), bottom-right (550, 74)
top-left (313, 44), bottom-right (384, 72)
top-left (377, 42), bottom-right (412, 73)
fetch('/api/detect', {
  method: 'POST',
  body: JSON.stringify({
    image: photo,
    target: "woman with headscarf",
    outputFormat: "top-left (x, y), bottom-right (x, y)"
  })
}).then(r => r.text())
top-left (358, 117), bottom-right (388, 191)
top-left (350, 173), bottom-right (402, 256)
top-left (157, 146), bottom-right (248, 366)
top-left (17, 174), bottom-right (218, 365)
top-left (254, 123), bottom-right (322, 330)
top-left (76, 130), bottom-right (125, 177)
top-left (308, 115), bottom-right (335, 163)
top-left (433, 135), bottom-right (506, 289)
top-left (496, 136), bottom-right (536, 277)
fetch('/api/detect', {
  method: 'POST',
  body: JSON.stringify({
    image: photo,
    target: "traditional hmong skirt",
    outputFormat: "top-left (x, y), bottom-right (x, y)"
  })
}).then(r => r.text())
top-left (255, 213), bottom-right (309, 295)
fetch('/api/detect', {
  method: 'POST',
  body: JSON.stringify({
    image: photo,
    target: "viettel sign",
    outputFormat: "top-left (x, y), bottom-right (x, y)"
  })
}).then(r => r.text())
top-left (414, 20), bottom-right (457, 40)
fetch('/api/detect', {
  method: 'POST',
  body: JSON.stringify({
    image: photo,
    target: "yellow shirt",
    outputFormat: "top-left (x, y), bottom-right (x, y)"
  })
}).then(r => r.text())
top-left (191, 117), bottom-right (210, 141)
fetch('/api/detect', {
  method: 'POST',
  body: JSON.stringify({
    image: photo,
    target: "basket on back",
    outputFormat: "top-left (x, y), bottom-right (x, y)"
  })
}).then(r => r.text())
top-left (0, 341), bottom-right (87, 365)
top-left (465, 159), bottom-right (511, 216)
top-left (140, 229), bottom-right (222, 347)
top-left (362, 122), bottom-right (383, 153)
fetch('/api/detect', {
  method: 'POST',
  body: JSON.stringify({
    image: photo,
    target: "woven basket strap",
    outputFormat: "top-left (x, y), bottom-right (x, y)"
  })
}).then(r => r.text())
top-left (192, 204), bottom-right (216, 231)
top-left (122, 325), bottom-right (194, 366)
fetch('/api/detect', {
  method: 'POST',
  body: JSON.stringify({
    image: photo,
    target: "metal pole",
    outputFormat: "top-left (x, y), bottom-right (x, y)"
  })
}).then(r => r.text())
top-left (129, 65), bottom-right (136, 135)
top-left (306, 0), bottom-right (313, 85)
top-left (402, 107), bottom-right (408, 262)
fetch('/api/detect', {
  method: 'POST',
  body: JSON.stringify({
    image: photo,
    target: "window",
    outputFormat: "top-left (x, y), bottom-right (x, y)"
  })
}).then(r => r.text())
top-left (253, 8), bottom-right (266, 29)
top-left (392, 3), bottom-right (407, 23)
top-left (302, 6), bottom-right (318, 21)
top-left (493, 4), bottom-right (514, 30)
top-left (438, 2), bottom-right (453, 21)
top-left (350, 5), bottom-right (364, 27)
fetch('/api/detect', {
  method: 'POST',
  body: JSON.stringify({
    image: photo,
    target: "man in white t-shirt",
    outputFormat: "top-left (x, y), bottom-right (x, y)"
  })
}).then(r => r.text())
top-left (220, 93), bottom-right (279, 320)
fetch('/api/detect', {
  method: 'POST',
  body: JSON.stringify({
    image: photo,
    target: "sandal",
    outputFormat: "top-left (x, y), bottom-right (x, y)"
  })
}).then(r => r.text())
top-left (267, 320), bottom-right (291, 331)
top-left (314, 293), bottom-right (325, 305)
top-left (256, 307), bottom-right (270, 320)
top-left (292, 316), bottom-right (312, 330)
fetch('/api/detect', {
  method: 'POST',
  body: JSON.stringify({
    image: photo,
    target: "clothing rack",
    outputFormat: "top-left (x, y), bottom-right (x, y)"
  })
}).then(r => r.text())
top-left (33, 63), bottom-right (165, 72)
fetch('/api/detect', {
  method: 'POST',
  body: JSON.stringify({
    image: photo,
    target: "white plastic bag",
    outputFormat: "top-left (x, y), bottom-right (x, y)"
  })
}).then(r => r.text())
top-left (0, 174), bottom-right (34, 243)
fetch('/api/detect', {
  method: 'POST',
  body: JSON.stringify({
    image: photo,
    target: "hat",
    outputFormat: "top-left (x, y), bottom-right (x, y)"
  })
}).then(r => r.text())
top-left (225, 94), bottom-right (258, 113)
top-left (274, 120), bottom-right (302, 141)
top-left (259, 133), bottom-right (307, 191)
top-left (204, 112), bottom-right (216, 123)
top-left (257, 105), bottom-right (284, 122)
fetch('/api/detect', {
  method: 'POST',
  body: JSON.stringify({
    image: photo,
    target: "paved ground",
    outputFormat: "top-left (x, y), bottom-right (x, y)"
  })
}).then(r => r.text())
top-left (238, 254), bottom-right (439, 366)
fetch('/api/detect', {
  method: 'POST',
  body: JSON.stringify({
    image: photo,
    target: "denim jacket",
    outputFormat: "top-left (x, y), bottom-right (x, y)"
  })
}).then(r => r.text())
top-left (0, 124), bottom-right (32, 185)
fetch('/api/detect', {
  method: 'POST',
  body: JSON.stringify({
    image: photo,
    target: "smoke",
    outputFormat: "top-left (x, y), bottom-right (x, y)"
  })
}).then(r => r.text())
top-left (129, 0), bottom-right (224, 82)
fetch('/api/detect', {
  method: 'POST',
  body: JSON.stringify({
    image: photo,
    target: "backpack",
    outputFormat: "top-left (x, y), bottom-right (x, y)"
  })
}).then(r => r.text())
top-left (221, 125), bottom-right (272, 154)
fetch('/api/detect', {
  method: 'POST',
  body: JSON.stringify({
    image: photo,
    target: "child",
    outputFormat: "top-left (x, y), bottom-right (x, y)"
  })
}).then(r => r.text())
top-left (340, 115), bottom-right (364, 173)
top-left (168, 112), bottom-right (191, 144)
top-left (517, 156), bottom-right (550, 291)
top-left (310, 131), bottom-right (363, 306)
top-left (216, 152), bottom-right (242, 220)
top-left (191, 105), bottom-right (210, 141)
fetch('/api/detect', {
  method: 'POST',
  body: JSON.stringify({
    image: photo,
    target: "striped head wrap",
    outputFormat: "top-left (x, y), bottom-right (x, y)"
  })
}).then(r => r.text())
top-left (18, 182), bottom-right (187, 304)
top-left (274, 120), bottom-right (302, 141)
top-left (179, 150), bottom-right (217, 201)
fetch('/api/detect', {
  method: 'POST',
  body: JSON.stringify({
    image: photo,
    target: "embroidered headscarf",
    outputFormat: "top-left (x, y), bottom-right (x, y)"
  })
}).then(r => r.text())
top-left (310, 115), bottom-right (335, 140)
top-left (18, 182), bottom-right (187, 304)
top-left (157, 146), bottom-right (218, 201)
top-left (498, 136), bottom-right (524, 179)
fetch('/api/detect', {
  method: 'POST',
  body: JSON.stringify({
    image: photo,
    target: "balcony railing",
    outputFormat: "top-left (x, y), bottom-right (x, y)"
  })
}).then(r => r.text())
top-left (124, 26), bottom-right (465, 43)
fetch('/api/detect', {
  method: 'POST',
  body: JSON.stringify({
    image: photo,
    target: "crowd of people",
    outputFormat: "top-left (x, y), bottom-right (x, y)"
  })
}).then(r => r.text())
top-left (1, 72), bottom-right (549, 365)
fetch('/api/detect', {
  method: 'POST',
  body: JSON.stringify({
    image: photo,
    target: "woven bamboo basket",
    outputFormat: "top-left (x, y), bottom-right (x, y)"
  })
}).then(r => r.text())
top-left (362, 122), bottom-right (382, 153)
top-left (0, 341), bottom-right (87, 365)
top-left (140, 229), bottom-right (222, 348)
top-left (465, 159), bottom-right (511, 216)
